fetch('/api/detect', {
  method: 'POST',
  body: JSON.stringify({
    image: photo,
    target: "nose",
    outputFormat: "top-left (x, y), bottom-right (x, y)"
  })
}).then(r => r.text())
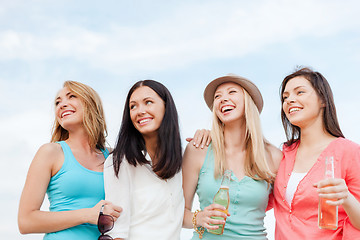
top-left (220, 94), bottom-right (229, 103)
top-left (137, 104), bottom-right (146, 115)
top-left (58, 100), bottom-right (68, 109)
top-left (285, 94), bottom-right (296, 104)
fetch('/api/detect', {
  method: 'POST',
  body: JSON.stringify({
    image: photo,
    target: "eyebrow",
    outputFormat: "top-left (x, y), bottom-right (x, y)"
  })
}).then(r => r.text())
top-left (215, 86), bottom-right (238, 94)
top-left (283, 85), bottom-right (306, 94)
top-left (130, 96), bottom-right (154, 103)
top-left (55, 91), bottom-right (72, 101)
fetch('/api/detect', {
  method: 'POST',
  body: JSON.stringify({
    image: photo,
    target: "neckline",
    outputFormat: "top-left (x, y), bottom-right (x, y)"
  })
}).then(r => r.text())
top-left (206, 144), bottom-right (252, 183)
top-left (230, 171), bottom-right (251, 183)
top-left (143, 151), bottom-right (168, 181)
top-left (290, 137), bottom-right (341, 174)
top-left (61, 141), bottom-right (105, 174)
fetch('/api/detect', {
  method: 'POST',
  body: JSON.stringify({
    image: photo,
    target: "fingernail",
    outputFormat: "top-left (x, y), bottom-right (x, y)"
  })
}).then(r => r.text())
top-left (201, 145), bottom-right (204, 149)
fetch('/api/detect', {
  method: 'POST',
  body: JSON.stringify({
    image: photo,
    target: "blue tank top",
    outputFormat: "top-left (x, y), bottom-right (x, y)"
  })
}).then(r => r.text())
top-left (192, 145), bottom-right (270, 240)
top-left (44, 141), bottom-right (109, 240)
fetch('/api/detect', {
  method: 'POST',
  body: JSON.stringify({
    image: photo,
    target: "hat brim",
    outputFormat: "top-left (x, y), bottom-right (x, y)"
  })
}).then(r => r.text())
top-left (203, 75), bottom-right (263, 113)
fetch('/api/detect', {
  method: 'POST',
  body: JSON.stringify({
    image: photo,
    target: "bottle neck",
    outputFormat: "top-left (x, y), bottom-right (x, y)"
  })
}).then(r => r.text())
top-left (220, 170), bottom-right (232, 187)
top-left (324, 157), bottom-right (334, 178)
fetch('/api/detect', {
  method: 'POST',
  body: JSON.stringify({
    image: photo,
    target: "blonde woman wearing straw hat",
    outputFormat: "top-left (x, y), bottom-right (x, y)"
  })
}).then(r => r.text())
top-left (182, 75), bottom-right (282, 239)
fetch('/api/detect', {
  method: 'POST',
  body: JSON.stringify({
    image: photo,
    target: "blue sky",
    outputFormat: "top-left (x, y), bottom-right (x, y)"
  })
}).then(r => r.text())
top-left (1, 1), bottom-right (360, 239)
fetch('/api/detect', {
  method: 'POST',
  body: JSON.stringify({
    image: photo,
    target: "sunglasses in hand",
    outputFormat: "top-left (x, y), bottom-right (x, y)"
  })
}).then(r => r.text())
top-left (98, 205), bottom-right (114, 240)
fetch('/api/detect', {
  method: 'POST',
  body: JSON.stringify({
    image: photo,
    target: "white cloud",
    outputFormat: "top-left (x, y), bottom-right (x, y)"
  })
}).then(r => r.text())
top-left (1, 0), bottom-right (359, 75)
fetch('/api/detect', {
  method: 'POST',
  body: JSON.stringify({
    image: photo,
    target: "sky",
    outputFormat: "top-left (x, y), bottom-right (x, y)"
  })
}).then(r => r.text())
top-left (1, 0), bottom-right (360, 239)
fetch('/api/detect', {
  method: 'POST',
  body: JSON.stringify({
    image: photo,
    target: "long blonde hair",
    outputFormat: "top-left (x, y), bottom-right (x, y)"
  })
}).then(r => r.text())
top-left (211, 89), bottom-right (274, 183)
top-left (51, 81), bottom-right (107, 151)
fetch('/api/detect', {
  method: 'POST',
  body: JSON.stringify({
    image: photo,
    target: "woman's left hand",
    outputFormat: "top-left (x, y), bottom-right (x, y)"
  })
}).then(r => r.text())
top-left (314, 178), bottom-right (349, 206)
top-left (185, 129), bottom-right (211, 149)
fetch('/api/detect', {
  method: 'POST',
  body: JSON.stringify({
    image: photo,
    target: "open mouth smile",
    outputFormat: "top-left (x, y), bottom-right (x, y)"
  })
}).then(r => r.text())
top-left (61, 110), bottom-right (75, 118)
top-left (289, 107), bottom-right (301, 114)
top-left (221, 105), bottom-right (235, 113)
top-left (138, 118), bottom-right (152, 126)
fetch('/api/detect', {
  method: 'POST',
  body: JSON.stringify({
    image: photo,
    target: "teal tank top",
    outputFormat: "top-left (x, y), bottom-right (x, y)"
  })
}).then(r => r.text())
top-left (44, 141), bottom-right (109, 240)
top-left (192, 145), bottom-right (271, 240)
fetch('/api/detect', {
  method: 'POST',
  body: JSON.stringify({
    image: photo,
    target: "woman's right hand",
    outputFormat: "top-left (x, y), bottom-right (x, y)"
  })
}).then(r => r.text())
top-left (196, 204), bottom-right (230, 230)
top-left (90, 200), bottom-right (123, 225)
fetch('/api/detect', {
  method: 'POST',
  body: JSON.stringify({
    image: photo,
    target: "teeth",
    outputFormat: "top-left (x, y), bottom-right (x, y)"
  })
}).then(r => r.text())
top-left (61, 111), bottom-right (73, 118)
top-left (221, 105), bottom-right (234, 113)
top-left (139, 119), bottom-right (151, 124)
top-left (289, 108), bottom-right (301, 113)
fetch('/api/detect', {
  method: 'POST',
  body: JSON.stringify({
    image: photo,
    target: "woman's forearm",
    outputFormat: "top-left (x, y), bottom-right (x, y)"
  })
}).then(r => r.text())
top-left (183, 208), bottom-right (194, 229)
top-left (342, 193), bottom-right (360, 230)
top-left (18, 208), bottom-right (93, 234)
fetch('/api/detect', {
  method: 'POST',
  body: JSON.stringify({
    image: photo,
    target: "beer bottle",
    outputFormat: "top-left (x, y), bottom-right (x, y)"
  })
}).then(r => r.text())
top-left (208, 169), bottom-right (231, 235)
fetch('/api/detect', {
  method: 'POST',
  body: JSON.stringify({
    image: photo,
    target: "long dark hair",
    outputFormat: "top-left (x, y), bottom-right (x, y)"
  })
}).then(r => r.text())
top-left (112, 80), bottom-right (182, 180)
top-left (280, 67), bottom-right (344, 146)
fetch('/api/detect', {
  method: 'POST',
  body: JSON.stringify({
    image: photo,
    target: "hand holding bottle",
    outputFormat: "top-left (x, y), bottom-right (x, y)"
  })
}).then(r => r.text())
top-left (195, 204), bottom-right (230, 230)
top-left (314, 178), bottom-right (350, 206)
top-left (207, 169), bottom-right (232, 235)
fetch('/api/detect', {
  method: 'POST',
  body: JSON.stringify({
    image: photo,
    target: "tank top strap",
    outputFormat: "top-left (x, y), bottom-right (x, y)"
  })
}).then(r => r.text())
top-left (56, 141), bottom-right (77, 167)
top-left (101, 147), bottom-right (110, 159)
top-left (57, 141), bottom-right (109, 164)
top-left (201, 143), bottom-right (215, 171)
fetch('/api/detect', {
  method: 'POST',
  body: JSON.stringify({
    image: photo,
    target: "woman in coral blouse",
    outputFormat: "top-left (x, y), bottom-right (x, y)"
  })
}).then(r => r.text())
top-left (273, 67), bottom-right (360, 239)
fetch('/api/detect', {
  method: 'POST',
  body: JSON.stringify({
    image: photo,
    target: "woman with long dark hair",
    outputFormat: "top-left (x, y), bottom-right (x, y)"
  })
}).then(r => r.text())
top-left (103, 80), bottom-right (184, 239)
top-left (273, 67), bottom-right (360, 239)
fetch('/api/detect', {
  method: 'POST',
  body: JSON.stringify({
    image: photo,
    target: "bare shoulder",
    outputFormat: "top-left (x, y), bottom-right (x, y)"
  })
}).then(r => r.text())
top-left (182, 140), bottom-right (209, 171)
top-left (38, 142), bottom-right (62, 156)
top-left (33, 143), bottom-right (64, 166)
top-left (266, 143), bottom-right (283, 174)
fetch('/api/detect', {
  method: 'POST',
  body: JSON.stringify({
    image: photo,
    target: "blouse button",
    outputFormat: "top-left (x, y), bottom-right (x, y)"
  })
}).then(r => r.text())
top-left (284, 186), bottom-right (286, 188)
top-left (283, 199), bottom-right (285, 202)
top-left (288, 173), bottom-right (291, 176)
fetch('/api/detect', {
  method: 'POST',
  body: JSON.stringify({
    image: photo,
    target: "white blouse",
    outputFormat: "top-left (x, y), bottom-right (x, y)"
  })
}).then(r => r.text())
top-left (103, 154), bottom-right (184, 240)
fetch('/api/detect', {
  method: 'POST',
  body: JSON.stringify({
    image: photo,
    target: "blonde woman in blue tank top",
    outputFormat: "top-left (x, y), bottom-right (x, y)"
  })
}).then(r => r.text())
top-left (182, 75), bottom-right (282, 239)
top-left (18, 81), bottom-right (122, 239)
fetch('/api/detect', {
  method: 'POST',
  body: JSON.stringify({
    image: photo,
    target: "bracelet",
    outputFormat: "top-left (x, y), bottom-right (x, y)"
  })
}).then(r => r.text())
top-left (192, 210), bottom-right (205, 239)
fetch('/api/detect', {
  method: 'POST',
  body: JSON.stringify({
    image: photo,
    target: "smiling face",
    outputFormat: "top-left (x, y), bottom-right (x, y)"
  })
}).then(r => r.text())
top-left (129, 86), bottom-right (165, 138)
top-left (213, 82), bottom-right (245, 125)
top-left (282, 76), bottom-right (324, 129)
top-left (55, 87), bottom-right (84, 131)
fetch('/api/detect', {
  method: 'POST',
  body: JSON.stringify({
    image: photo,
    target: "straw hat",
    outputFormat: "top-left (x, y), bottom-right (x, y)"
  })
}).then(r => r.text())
top-left (203, 74), bottom-right (263, 113)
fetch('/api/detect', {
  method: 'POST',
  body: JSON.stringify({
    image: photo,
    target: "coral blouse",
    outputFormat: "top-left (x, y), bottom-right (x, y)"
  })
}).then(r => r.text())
top-left (273, 138), bottom-right (360, 239)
